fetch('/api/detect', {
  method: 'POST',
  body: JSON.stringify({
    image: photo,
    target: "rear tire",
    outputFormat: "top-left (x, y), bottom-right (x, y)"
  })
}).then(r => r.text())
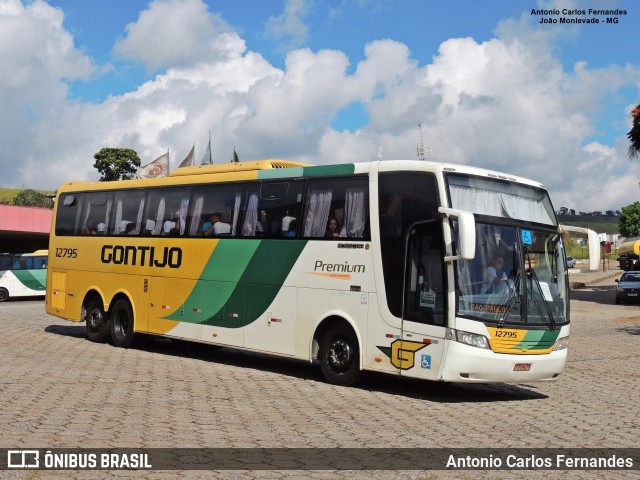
top-left (110, 298), bottom-right (137, 348)
top-left (0, 288), bottom-right (9, 302)
top-left (84, 296), bottom-right (110, 343)
top-left (319, 325), bottom-right (360, 387)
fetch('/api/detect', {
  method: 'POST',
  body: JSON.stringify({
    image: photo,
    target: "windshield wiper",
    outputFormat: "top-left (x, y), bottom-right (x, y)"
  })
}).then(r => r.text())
top-left (525, 259), bottom-right (556, 331)
top-left (495, 248), bottom-right (521, 328)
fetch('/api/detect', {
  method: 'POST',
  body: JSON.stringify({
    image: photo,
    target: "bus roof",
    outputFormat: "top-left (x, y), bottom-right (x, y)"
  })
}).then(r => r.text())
top-left (55, 159), bottom-right (546, 193)
top-left (169, 159), bottom-right (310, 176)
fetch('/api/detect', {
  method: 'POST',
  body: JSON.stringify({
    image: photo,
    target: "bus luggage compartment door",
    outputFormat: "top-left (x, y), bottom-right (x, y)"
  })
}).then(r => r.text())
top-left (244, 285), bottom-right (296, 355)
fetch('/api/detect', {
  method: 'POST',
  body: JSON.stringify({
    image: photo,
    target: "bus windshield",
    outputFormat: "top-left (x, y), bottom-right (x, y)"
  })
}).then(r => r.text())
top-left (447, 174), bottom-right (556, 226)
top-left (455, 223), bottom-right (568, 327)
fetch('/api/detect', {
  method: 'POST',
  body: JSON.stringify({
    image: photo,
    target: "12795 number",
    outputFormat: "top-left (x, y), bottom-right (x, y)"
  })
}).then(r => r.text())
top-left (494, 330), bottom-right (517, 339)
top-left (55, 248), bottom-right (78, 258)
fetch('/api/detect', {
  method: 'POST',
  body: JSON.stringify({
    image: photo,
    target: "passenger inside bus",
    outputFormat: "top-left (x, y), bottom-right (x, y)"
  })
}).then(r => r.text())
top-left (325, 218), bottom-right (341, 238)
top-left (285, 219), bottom-right (297, 237)
top-left (281, 213), bottom-right (296, 237)
top-left (119, 221), bottom-right (135, 235)
top-left (82, 223), bottom-right (97, 235)
top-left (163, 220), bottom-right (178, 236)
top-left (201, 213), bottom-right (221, 236)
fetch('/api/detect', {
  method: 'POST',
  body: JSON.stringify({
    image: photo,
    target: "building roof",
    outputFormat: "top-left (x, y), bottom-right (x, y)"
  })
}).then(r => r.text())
top-left (0, 205), bottom-right (52, 234)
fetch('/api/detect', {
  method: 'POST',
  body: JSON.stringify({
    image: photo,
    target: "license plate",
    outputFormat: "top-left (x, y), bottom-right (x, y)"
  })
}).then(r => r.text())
top-left (627, 293), bottom-right (638, 297)
top-left (513, 363), bottom-right (531, 372)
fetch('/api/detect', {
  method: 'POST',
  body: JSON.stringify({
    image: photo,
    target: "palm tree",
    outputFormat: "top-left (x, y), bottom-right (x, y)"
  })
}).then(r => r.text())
top-left (628, 104), bottom-right (640, 159)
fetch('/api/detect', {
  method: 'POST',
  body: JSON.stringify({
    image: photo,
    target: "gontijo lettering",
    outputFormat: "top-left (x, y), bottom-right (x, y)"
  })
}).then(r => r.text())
top-left (101, 245), bottom-right (182, 268)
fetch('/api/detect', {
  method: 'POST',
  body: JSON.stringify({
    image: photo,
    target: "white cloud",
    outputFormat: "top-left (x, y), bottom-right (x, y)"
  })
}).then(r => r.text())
top-left (0, 0), bottom-right (93, 187)
top-left (1, 0), bottom-right (639, 215)
top-left (264, 0), bottom-right (311, 51)
top-left (114, 0), bottom-right (243, 71)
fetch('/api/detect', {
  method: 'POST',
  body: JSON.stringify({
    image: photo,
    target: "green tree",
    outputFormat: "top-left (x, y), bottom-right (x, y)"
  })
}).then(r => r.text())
top-left (628, 104), bottom-right (640, 159)
top-left (93, 148), bottom-right (141, 181)
top-left (13, 189), bottom-right (52, 208)
top-left (618, 202), bottom-right (640, 237)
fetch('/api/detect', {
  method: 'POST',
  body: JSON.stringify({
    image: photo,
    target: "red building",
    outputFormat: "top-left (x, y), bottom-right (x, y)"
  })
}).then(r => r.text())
top-left (0, 205), bottom-right (52, 253)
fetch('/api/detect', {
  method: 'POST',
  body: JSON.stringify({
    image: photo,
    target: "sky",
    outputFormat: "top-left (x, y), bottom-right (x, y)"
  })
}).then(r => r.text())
top-left (1, 0), bottom-right (639, 213)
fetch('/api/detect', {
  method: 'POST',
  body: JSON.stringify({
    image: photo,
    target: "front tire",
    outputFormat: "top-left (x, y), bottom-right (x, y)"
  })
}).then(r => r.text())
top-left (110, 298), bottom-right (137, 348)
top-left (84, 297), bottom-right (110, 343)
top-left (319, 325), bottom-right (360, 386)
top-left (0, 288), bottom-right (9, 302)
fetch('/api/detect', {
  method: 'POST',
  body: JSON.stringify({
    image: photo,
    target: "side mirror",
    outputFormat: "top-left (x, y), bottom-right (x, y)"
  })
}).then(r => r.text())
top-left (439, 207), bottom-right (476, 262)
top-left (559, 225), bottom-right (601, 271)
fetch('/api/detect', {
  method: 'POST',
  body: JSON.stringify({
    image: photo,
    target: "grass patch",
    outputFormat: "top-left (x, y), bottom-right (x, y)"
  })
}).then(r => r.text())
top-left (0, 188), bottom-right (55, 204)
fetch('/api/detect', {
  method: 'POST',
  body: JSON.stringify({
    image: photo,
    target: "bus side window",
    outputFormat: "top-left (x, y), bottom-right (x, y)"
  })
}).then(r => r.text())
top-left (55, 193), bottom-right (82, 236)
top-left (241, 181), bottom-right (304, 239)
top-left (0, 257), bottom-right (10, 270)
top-left (80, 192), bottom-right (112, 236)
top-left (111, 190), bottom-right (146, 235)
top-left (302, 177), bottom-right (369, 240)
top-left (33, 256), bottom-right (47, 269)
top-left (14, 257), bottom-right (32, 270)
top-left (190, 186), bottom-right (243, 237)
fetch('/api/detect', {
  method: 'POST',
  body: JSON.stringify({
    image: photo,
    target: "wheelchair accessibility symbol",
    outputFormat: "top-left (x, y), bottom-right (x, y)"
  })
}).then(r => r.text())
top-left (421, 354), bottom-right (431, 369)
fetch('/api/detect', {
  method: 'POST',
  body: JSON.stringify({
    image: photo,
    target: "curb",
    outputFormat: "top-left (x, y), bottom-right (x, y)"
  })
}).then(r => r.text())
top-left (570, 270), bottom-right (622, 290)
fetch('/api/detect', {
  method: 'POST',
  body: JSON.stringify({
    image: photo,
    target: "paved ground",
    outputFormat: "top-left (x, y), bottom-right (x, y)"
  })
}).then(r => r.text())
top-left (0, 265), bottom-right (638, 479)
top-left (568, 258), bottom-right (622, 289)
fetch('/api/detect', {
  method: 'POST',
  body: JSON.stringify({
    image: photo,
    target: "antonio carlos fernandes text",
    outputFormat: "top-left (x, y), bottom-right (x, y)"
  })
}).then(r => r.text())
top-left (447, 454), bottom-right (634, 469)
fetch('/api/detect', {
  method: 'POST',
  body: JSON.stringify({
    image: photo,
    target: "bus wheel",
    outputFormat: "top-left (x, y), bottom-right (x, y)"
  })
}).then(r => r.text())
top-left (319, 325), bottom-right (360, 387)
top-left (84, 297), bottom-right (110, 343)
top-left (0, 288), bottom-right (9, 302)
top-left (110, 298), bottom-right (137, 348)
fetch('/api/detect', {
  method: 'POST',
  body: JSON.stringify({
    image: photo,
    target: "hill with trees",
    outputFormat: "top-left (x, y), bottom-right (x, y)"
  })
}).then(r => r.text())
top-left (557, 214), bottom-right (619, 236)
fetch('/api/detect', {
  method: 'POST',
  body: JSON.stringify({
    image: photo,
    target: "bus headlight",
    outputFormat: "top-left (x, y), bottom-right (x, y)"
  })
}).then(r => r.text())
top-left (449, 329), bottom-right (490, 349)
top-left (554, 336), bottom-right (569, 351)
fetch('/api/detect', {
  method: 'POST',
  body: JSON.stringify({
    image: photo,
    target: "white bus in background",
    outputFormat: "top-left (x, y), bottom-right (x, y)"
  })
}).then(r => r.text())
top-left (0, 251), bottom-right (48, 302)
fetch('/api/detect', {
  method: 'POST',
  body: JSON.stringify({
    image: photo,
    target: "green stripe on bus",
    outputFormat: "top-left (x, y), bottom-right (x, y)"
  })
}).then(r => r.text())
top-left (257, 167), bottom-right (305, 179)
top-left (164, 240), bottom-right (260, 323)
top-left (201, 240), bottom-right (307, 328)
top-left (256, 164), bottom-right (355, 179)
top-left (302, 164), bottom-right (355, 177)
top-left (13, 270), bottom-right (47, 291)
top-left (516, 330), bottom-right (560, 350)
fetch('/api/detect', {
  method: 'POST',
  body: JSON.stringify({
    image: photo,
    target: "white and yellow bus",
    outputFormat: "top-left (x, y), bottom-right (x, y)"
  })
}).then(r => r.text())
top-left (0, 251), bottom-right (48, 302)
top-left (45, 159), bottom-right (599, 386)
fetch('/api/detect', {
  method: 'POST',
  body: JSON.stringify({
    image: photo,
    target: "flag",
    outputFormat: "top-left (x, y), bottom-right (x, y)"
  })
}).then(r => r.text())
top-left (231, 148), bottom-right (239, 163)
top-left (201, 133), bottom-right (212, 165)
top-left (178, 145), bottom-right (195, 168)
top-left (136, 151), bottom-right (169, 179)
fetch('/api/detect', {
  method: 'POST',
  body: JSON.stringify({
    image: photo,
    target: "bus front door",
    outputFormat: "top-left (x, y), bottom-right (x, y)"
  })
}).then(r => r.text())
top-left (400, 224), bottom-right (447, 381)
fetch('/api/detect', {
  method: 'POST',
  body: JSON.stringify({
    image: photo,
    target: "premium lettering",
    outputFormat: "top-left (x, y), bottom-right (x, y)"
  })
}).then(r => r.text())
top-left (101, 245), bottom-right (182, 268)
top-left (314, 260), bottom-right (365, 274)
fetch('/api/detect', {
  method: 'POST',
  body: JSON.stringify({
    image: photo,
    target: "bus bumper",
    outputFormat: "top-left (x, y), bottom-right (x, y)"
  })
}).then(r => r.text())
top-left (439, 340), bottom-right (567, 383)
